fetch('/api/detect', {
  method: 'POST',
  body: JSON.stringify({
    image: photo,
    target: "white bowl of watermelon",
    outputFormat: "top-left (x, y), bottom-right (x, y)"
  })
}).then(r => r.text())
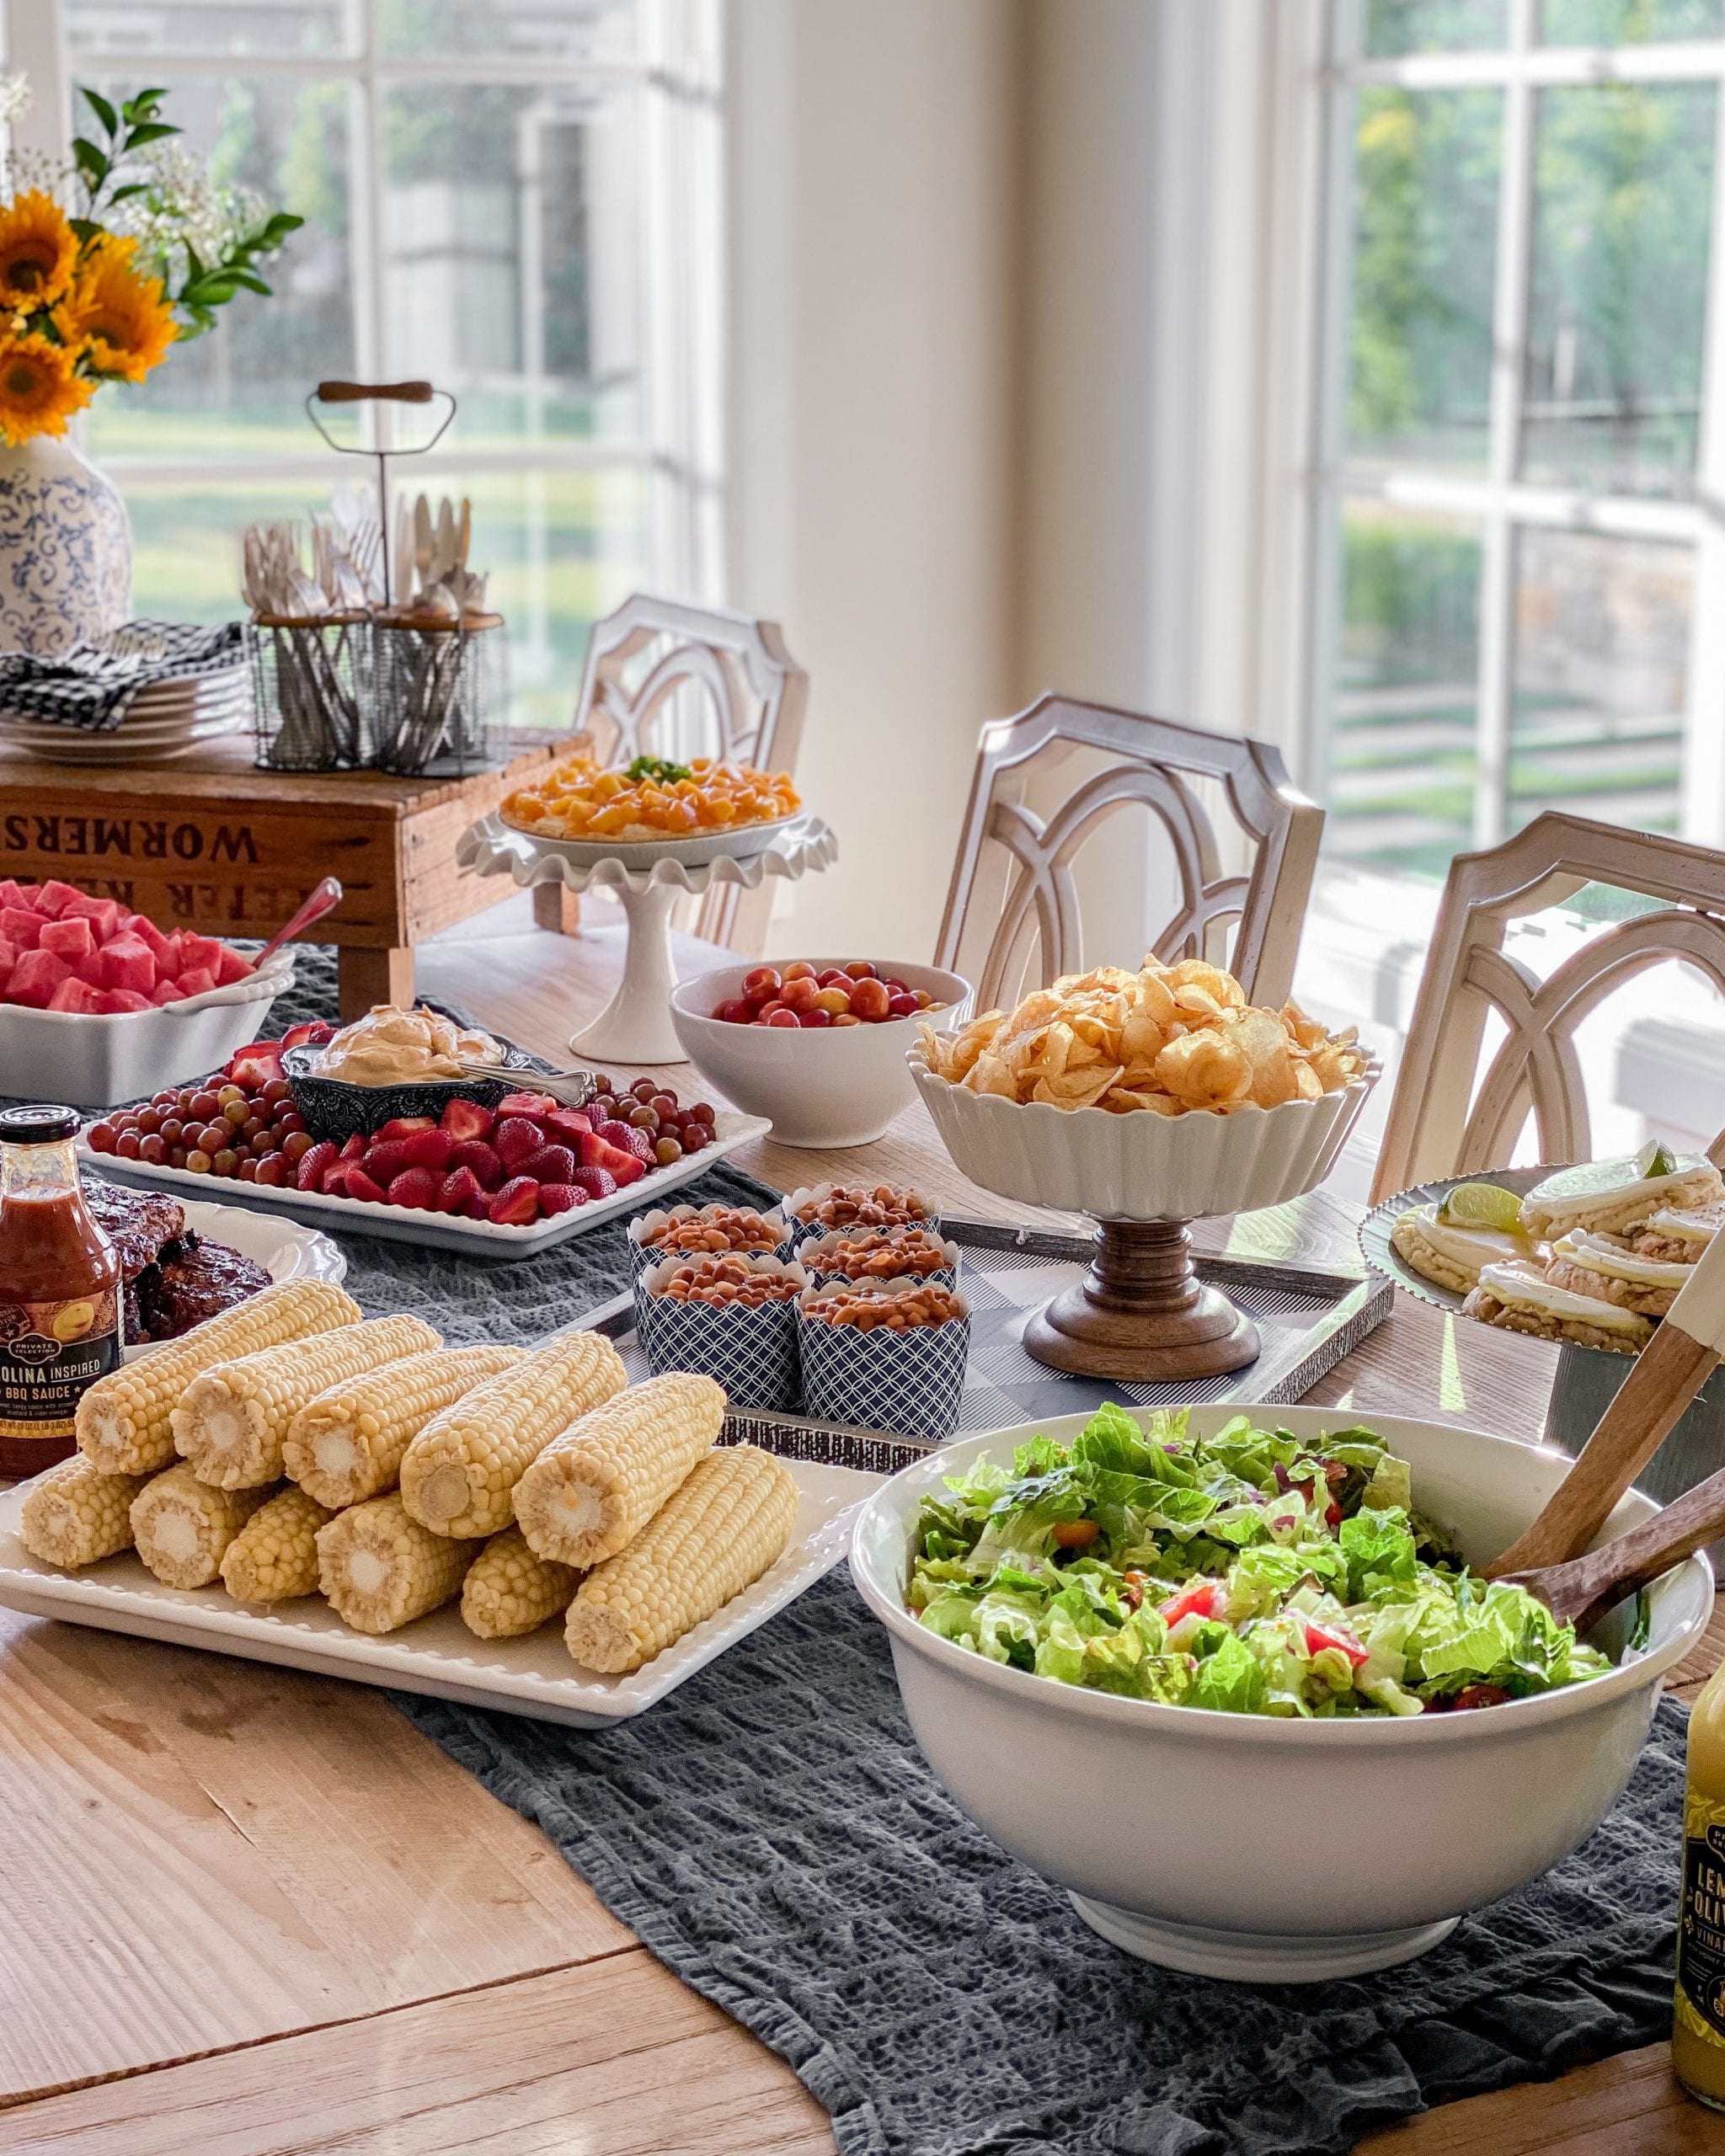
top-left (0, 877), bottom-right (291, 1110)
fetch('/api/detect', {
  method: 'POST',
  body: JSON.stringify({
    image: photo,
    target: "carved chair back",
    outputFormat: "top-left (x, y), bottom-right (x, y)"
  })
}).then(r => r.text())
top-left (1370, 812), bottom-right (1725, 1203)
top-left (571, 594), bottom-right (809, 951)
top-left (935, 693), bottom-right (1323, 1011)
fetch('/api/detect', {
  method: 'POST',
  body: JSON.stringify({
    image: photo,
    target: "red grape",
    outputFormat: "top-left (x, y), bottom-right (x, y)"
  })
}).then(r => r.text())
top-left (88, 1122), bottom-right (116, 1154)
top-left (798, 1008), bottom-right (832, 1027)
top-left (115, 1131), bottom-right (142, 1160)
top-left (139, 1134), bottom-right (167, 1165)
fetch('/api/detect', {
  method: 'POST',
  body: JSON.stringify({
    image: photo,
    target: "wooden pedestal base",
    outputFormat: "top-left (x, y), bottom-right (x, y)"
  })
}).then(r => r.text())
top-left (1021, 1219), bottom-right (1261, 1383)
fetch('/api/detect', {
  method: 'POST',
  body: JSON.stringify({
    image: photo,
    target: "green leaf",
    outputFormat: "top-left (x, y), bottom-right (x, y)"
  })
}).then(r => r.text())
top-left (72, 138), bottom-right (109, 184)
top-left (68, 217), bottom-right (102, 243)
top-left (81, 89), bottom-right (118, 136)
top-left (226, 270), bottom-right (273, 296)
top-left (1071, 1402), bottom-right (1156, 1476)
top-left (107, 184), bottom-right (149, 205)
top-left (122, 122), bottom-right (180, 152)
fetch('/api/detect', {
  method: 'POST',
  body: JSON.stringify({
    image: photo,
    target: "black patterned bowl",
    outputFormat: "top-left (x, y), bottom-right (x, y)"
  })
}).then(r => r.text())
top-left (282, 1038), bottom-right (546, 1143)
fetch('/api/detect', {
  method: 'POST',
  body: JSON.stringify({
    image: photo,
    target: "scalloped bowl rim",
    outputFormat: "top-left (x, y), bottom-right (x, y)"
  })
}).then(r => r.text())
top-left (848, 1407), bottom-right (1712, 1748)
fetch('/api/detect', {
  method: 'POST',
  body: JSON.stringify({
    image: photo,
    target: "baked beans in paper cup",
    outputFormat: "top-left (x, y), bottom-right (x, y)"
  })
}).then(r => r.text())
top-left (635, 1251), bottom-right (808, 1412)
top-left (798, 1225), bottom-right (960, 1291)
top-left (796, 1277), bottom-right (969, 1438)
top-left (782, 1182), bottom-right (941, 1251)
top-left (627, 1201), bottom-right (793, 1277)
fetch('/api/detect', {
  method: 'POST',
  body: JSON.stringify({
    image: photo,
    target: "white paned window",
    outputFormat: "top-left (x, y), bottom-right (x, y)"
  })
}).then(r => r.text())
top-left (1310, 0), bottom-right (1725, 877)
top-left (0, 0), bottom-right (723, 731)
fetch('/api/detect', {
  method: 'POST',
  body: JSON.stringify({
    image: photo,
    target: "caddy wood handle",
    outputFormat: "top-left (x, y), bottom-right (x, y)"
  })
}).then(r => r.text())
top-left (1498, 1457), bottom-right (1725, 1637)
top-left (1485, 1225), bottom-right (1725, 1579)
top-left (315, 380), bottom-right (435, 404)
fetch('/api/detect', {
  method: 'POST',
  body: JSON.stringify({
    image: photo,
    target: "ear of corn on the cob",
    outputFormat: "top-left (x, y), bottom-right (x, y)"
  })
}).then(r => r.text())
top-left (19, 1454), bottom-right (156, 1570)
top-left (77, 1280), bottom-right (362, 1475)
top-left (564, 1444), bottom-right (798, 1674)
top-left (131, 1464), bottom-right (273, 1590)
top-left (173, 1313), bottom-right (442, 1490)
top-left (281, 1343), bottom-right (526, 1508)
top-left (460, 1526), bottom-right (581, 1640)
top-left (515, 1373), bottom-right (724, 1569)
top-left (220, 1485), bottom-right (336, 1604)
top-left (316, 1494), bottom-right (483, 1633)
top-left (399, 1330), bottom-right (627, 1539)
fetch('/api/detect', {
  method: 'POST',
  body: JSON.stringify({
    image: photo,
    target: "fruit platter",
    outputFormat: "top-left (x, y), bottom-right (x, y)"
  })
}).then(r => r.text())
top-left (82, 1017), bottom-right (769, 1258)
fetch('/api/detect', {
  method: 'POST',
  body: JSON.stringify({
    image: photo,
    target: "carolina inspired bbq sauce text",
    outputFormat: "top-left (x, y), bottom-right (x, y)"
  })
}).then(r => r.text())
top-left (0, 1105), bottom-right (121, 1475)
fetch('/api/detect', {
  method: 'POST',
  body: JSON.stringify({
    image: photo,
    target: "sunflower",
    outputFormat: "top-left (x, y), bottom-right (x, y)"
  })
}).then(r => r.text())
top-left (58, 235), bottom-right (177, 385)
top-left (0, 190), bottom-right (78, 314)
top-left (0, 334), bottom-right (92, 444)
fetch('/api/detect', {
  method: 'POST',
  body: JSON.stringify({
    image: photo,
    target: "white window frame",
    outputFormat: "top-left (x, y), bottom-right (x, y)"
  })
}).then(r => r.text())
top-left (1310, 0), bottom-right (1725, 854)
top-left (0, 0), bottom-right (724, 611)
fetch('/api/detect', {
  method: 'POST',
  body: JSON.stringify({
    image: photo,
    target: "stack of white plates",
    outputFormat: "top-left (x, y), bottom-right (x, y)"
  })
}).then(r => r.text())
top-left (0, 670), bottom-right (253, 764)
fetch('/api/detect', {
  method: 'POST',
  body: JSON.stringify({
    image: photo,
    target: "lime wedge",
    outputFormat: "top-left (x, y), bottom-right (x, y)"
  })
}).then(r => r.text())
top-left (1437, 1182), bottom-right (1525, 1234)
top-left (1635, 1139), bottom-right (1678, 1180)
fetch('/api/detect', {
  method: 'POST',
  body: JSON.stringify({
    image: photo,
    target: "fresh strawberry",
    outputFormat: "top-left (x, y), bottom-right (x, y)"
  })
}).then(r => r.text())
top-left (438, 1165), bottom-right (482, 1214)
top-left (494, 1117), bottom-right (542, 1171)
top-left (344, 1166), bottom-right (388, 1205)
top-left (497, 1090), bottom-right (558, 1120)
top-left (377, 1115), bottom-right (436, 1142)
top-left (440, 1097), bottom-right (494, 1142)
top-left (570, 1164), bottom-right (617, 1201)
top-left (488, 1175), bottom-right (540, 1226)
top-left (360, 1139), bottom-right (411, 1184)
top-left (537, 1182), bottom-right (586, 1216)
top-left (339, 1133), bottom-right (367, 1161)
top-left (320, 1162), bottom-right (353, 1197)
top-left (597, 1119), bottom-right (654, 1163)
top-left (521, 1143), bottom-right (577, 1184)
top-left (459, 1192), bottom-right (492, 1219)
top-left (447, 1138), bottom-right (503, 1190)
top-left (227, 1041), bottom-right (284, 1090)
top-left (282, 1019), bottom-right (337, 1049)
top-left (402, 1126), bottom-right (453, 1172)
top-left (606, 1151), bottom-right (645, 1188)
top-left (543, 1107), bottom-right (593, 1143)
top-left (387, 1166), bottom-right (440, 1210)
top-left (296, 1140), bottom-right (337, 1191)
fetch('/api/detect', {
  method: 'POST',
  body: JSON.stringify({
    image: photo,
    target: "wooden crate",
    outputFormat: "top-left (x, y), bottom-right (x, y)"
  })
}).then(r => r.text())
top-left (0, 733), bottom-right (578, 1018)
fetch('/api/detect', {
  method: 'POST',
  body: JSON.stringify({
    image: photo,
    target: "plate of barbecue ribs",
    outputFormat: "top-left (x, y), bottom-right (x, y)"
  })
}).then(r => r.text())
top-left (83, 1176), bottom-right (348, 1360)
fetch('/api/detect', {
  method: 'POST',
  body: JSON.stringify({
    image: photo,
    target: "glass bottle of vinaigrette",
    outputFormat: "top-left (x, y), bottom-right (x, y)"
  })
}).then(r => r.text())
top-left (1676, 1655), bottom-right (1725, 2108)
top-left (0, 1105), bottom-right (121, 1476)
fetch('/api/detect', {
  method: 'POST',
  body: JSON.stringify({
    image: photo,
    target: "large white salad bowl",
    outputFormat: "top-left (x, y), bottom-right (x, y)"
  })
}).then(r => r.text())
top-left (849, 1404), bottom-right (1711, 1983)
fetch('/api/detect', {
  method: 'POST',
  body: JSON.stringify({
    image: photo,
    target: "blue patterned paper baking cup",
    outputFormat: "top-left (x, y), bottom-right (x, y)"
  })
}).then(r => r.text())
top-left (798, 1226), bottom-right (960, 1291)
top-left (635, 1257), bottom-right (805, 1412)
top-left (628, 1203), bottom-right (793, 1276)
top-left (782, 1182), bottom-right (943, 1251)
top-left (796, 1296), bottom-right (969, 1438)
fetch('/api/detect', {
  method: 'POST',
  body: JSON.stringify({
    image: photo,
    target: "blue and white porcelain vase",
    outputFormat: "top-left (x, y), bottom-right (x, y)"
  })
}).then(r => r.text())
top-left (0, 434), bottom-right (131, 655)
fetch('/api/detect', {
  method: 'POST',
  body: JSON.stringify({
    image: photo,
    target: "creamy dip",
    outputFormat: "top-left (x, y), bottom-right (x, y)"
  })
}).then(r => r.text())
top-left (317, 1005), bottom-right (505, 1086)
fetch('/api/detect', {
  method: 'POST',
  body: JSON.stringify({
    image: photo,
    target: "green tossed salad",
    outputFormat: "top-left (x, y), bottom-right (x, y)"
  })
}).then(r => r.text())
top-left (909, 1406), bottom-right (1611, 1717)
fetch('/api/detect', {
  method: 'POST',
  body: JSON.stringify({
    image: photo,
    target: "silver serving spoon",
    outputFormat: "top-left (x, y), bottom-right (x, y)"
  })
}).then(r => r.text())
top-left (453, 1059), bottom-right (597, 1109)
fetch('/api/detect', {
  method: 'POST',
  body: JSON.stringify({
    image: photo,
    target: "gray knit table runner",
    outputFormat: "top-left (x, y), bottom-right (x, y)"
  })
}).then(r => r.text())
top-left (399, 1584), bottom-right (1688, 2156)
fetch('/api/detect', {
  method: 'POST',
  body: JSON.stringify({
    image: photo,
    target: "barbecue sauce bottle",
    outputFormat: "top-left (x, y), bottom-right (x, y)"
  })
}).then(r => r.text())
top-left (1675, 1655), bottom-right (1725, 2109)
top-left (0, 1105), bottom-right (121, 1475)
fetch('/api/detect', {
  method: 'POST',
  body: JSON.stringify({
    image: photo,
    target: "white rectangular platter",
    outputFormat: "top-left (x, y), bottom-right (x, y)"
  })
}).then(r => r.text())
top-left (0, 1454), bottom-right (879, 1727)
top-left (78, 1109), bottom-right (772, 1261)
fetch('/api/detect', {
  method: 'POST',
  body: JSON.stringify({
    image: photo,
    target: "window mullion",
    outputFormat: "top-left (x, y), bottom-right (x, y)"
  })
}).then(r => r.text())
top-left (1680, 74), bottom-right (1725, 846)
top-left (1472, 0), bottom-right (1537, 850)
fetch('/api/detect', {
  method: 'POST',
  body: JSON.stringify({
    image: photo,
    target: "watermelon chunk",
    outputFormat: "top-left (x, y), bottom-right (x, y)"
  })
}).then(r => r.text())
top-left (39, 915), bottom-right (94, 962)
top-left (175, 965), bottom-right (217, 998)
top-left (0, 879), bottom-right (24, 911)
top-left (73, 947), bottom-right (107, 988)
top-left (150, 979), bottom-right (189, 1006)
top-left (122, 913), bottom-right (174, 965)
top-left (214, 942), bottom-right (253, 985)
top-left (174, 932), bottom-right (224, 977)
top-left (47, 976), bottom-right (104, 1013)
top-left (0, 906), bottom-right (41, 950)
top-left (60, 893), bottom-right (123, 942)
top-left (0, 939), bottom-right (14, 992)
top-left (8, 948), bottom-right (72, 1006)
top-left (99, 936), bottom-right (158, 995)
top-left (33, 880), bottom-right (83, 919)
top-left (96, 987), bottom-right (153, 1013)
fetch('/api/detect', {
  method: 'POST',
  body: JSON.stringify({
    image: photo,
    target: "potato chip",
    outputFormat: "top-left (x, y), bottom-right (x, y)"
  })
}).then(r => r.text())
top-left (1154, 1029), bottom-right (1252, 1108)
top-left (1230, 1008), bottom-right (1304, 1109)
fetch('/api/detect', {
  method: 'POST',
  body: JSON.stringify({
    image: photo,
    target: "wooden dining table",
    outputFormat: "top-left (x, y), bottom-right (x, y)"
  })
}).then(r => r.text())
top-left (3, 891), bottom-right (1722, 2156)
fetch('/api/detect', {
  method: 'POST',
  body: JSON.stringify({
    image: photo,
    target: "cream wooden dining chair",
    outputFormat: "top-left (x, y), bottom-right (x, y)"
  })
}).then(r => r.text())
top-left (540, 592), bottom-right (809, 953)
top-left (934, 692), bottom-right (1324, 1011)
top-left (1370, 812), bottom-right (1725, 1204)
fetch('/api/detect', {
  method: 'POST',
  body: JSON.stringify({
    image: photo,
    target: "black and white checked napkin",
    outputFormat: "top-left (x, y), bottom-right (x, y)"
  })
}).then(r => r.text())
top-left (0, 619), bottom-right (251, 732)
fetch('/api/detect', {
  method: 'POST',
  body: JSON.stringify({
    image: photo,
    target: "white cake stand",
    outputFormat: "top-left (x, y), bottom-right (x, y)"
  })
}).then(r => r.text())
top-left (456, 812), bottom-right (839, 1064)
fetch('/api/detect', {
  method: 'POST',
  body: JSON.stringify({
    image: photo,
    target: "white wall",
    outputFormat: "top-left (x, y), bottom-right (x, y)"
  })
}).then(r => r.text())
top-left (725, 0), bottom-right (1024, 961)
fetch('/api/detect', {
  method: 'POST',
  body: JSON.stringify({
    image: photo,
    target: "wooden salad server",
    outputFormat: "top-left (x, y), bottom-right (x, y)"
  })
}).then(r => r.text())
top-left (1494, 1456), bottom-right (1725, 1639)
top-left (1485, 1219), bottom-right (1725, 1580)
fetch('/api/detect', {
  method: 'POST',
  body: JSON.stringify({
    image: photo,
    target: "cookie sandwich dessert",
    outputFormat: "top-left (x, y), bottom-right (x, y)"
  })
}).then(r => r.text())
top-left (1390, 1180), bottom-right (1538, 1294)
